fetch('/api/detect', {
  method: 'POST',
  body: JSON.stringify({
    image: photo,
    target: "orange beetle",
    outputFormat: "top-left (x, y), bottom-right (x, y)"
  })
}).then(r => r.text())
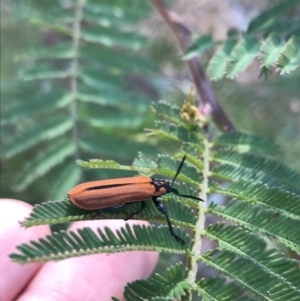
top-left (68, 155), bottom-right (203, 244)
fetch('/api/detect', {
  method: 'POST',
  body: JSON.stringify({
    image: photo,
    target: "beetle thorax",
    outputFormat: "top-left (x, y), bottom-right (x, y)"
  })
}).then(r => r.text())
top-left (150, 178), bottom-right (172, 194)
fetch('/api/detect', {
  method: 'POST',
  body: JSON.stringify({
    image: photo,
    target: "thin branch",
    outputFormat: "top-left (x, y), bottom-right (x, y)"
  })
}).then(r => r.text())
top-left (150, 0), bottom-right (235, 132)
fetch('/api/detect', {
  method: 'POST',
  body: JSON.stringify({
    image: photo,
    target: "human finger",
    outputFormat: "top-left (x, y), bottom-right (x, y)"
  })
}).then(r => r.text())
top-left (18, 219), bottom-right (159, 301)
top-left (0, 199), bottom-right (51, 301)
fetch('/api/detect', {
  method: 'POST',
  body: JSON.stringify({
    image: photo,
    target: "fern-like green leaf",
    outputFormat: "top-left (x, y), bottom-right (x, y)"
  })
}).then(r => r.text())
top-left (211, 181), bottom-right (300, 220)
top-left (19, 63), bottom-right (72, 81)
top-left (17, 43), bottom-right (76, 60)
top-left (226, 35), bottom-right (260, 78)
top-left (78, 86), bottom-right (148, 108)
top-left (79, 69), bottom-right (123, 89)
top-left (204, 0), bottom-right (300, 80)
top-left (48, 162), bottom-right (82, 200)
top-left (81, 26), bottom-right (147, 50)
top-left (30, 5), bottom-right (74, 25)
top-left (151, 101), bottom-right (185, 127)
top-left (264, 19), bottom-right (300, 36)
top-left (124, 262), bottom-right (190, 300)
top-left (148, 121), bottom-right (203, 148)
top-left (83, 7), bottom-right (143, 27)
top-left (211, 163), bottom-right (300, 195)
top-left (2, 0), bottom-right (157, 198)
top-left (80, 44), bottom-right (156, 72)
top-left (79, 134), bottom-right (156, 160)
top-left (3, 114), bottom-right (72, 159)
top-left (197, 277), bottom-right (255, 300)
top-left (212, 131), bottom-right (281, 155)
top-left (84, 106), bottom-right (146, 129)
top-left (212, 150), bottom-right (300, 194)
top-left (182, 34), bottom-right (216, 60)
top-left (247, 0), bottom-right (300, 34)
top-left (30, 17), bottom-right (72, 36)
top-left (202, 248), bottom-right (300, 301)
top-left (133, 152), bottom-right (157, 170)
top-left (205, 224), bottom-right (300, 291)
top-left (86, 0), bottom-right (151, 25)
top-left (277, 36), bottom-right (300, 74)
top-left (77, 159), bottom-right (122, 169)
top-left (157, 155), bottom-right (202, 187)
top-left (2, 90), bottom-right (72, 125)
top-left (259, 33), bottom-right (285, 68)
top-left (20, 198), bottom-right (93, 227)
top-left (10, 225), bottom-right (189, 263)
top-left (207, 38), bottom-right (238, 81)
top-left (209, 200), bottom-right (300, 253)
top-left (13, 139), bottom-right (75, 191)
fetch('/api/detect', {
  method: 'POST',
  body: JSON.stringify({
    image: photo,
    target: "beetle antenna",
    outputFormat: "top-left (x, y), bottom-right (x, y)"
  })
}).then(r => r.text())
top-left (171, 155), bottom-right (186, 187)
top-left (170, 155), bottom-right (204, 202)
top-left (173, 190), bottom-right (204, 202)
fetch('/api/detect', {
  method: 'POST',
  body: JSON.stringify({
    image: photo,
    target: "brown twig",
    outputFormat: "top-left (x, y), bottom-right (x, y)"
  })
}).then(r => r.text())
top-left (150, 0), bottom-right (235, 132)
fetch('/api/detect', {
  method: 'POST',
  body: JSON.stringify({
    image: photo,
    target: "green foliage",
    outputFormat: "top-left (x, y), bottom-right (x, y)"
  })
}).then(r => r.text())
top-left (123, 262), bottom-right (191, 300)
top-left (11, 224), bottom-right (188, 263)
top-left (184, 1), bottom-right (300, 80)
top-left (277, 36), bottom-right (300, 74)
top-left (0, 0), bottom-right (157, 200)
top-left (212, 131), bottom-right (281, 155)
top-left (246, 0), bottom-right (300, 34)
top-left (10, 101), bottom-right (300, 300)
top-left (182, 35), bottom-right (217, 60)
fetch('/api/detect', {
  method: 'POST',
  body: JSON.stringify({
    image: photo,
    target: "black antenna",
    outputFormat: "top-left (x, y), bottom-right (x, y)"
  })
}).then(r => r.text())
top-left (171, 155), bottom-right (186, 187)
top-left (171, 155), bottom-right (204, 202)
top-left (173, 191), bottom-right (204, 202)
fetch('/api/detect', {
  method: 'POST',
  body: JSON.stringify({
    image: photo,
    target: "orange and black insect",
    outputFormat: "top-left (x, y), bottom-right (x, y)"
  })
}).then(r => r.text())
top-left (68, 155), bottom-right (203, 244)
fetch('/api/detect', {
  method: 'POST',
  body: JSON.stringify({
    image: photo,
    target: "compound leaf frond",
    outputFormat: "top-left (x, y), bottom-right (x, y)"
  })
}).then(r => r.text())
top-left (10, 224), bottom-right (188, 264)
top-left (209, 200), bottom-right (300, 253)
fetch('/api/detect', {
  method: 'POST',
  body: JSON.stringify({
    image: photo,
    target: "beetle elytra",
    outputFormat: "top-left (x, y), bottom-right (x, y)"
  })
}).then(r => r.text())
top-left (68, 155), bottom-right (203, 244)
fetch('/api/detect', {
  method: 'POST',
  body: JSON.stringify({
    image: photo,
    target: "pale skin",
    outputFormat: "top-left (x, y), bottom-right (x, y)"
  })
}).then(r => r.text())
top-left (0, 199), bottom-right (159, 301)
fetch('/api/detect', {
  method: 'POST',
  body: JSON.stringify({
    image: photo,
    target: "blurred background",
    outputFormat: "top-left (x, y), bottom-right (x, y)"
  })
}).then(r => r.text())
top-left (1, 0), bottom-right (300, 282)
top-left (1, 0), bottom-right (299, 205)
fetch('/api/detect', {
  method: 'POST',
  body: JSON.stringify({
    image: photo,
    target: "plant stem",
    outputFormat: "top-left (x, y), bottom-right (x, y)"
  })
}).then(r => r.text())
top-left (187, 137), bottom-right (209, 299)
top-left (70, 0), bottom-right (84, 162)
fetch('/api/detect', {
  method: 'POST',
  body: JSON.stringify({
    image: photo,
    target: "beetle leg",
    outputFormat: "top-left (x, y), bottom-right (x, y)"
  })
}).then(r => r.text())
top-left (152, 197), bottom-right (184, 245)
top-left (93, 202), bottom-right (146, 220)
top-left (93, 203), bottom-right (126, 217)
top-left (124, 201), bottom-right (146, 220)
